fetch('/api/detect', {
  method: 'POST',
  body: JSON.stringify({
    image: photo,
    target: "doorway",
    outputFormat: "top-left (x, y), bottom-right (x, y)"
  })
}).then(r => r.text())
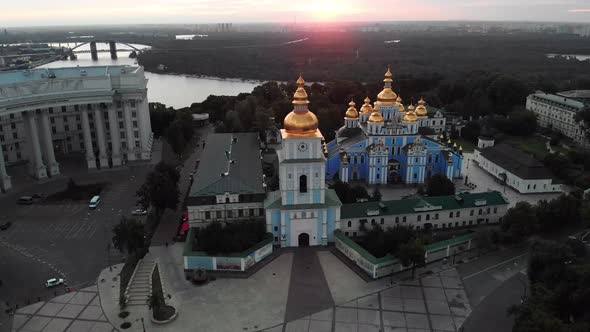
top-left (298, 233), bottom-right (310, 247)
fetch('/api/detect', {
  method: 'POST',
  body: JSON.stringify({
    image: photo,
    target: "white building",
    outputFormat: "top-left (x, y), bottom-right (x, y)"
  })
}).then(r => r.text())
top-left (0, 66), bottom-right (153, 191)
top-left (473, 137), bottom-right (562, 194)
top-left (526, 91), bottom-right (589, 148)
top-left (186, 133), bottom-right (266, 227)
top-left (340, 191), bottom-right (509, 236)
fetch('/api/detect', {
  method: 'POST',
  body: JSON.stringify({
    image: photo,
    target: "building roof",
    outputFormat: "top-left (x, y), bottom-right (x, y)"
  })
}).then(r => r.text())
top-left (340, 191), bottom-right (508, 219)
top-left (478, 144), bottom-right (554, 180)
top-left (189, 133), bottom-right (265, 197)
top-left (528, 91), bottom-right (584, 111)
top-left (557, 90), bottom-right (590, 101)
top-left (0, 65), bottom-right (142, 86)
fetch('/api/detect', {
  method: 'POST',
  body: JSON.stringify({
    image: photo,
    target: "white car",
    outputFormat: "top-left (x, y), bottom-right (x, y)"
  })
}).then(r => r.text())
top-left (131, 209), bottom-right (148, 216)
top-left (45, 278), bottom-right (65, 288)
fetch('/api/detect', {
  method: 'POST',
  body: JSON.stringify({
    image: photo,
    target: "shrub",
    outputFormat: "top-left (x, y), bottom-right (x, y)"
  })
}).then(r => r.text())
top-left (193, 220), bottom-right (267, 254)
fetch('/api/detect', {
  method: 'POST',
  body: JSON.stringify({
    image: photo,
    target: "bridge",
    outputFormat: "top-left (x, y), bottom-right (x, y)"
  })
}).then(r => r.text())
top-left (65, 40), bottom-right (146, 60)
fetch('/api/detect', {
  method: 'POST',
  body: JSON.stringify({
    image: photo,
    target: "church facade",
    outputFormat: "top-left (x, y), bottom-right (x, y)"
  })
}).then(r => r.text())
top-left (326, 68), bottom-right (464, 185)
top-left (264, 75), bottom-right (342, 247)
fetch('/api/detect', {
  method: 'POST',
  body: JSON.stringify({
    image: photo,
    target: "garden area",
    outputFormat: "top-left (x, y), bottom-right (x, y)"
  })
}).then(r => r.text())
top-left (149, 265), bottom-right (176, 321)
top-left (45, 178), bottom-right (106, 202)
top-left (192, 219), bottom-right (267, 255)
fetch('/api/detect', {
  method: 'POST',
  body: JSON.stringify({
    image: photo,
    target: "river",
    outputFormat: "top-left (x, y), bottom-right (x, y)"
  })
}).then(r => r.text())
top-left (39, 42), bottom-right (263, 109)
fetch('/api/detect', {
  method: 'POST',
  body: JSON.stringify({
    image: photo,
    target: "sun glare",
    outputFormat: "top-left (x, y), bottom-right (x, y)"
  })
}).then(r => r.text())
top-left (304, 1), bottom-right (355, 20)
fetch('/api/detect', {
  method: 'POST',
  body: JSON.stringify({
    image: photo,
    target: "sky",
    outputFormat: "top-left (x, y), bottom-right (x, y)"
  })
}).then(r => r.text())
top-left (1, 0), bottom-right (590, 27)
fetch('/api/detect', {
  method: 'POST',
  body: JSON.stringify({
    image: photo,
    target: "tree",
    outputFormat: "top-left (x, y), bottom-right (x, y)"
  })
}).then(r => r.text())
top-left (501, 201), bottom-right (538, 240)
top-left (371, 187), bottom-right (382, 202)
top-left (165, 120), bottom-right (186, 158)
top-left (136, 162), bottom-right (180, 216)
top-left (112, 217), bottom-right (145, 254)
top-left (147, 293), bottom-right (164, 310)
top-left (398, 239), bottom-right (425, 279)
top-left (425, 174), bottom-right (455, 196)
top-left (575, 107), bottom-right (590, 143)
top-left (474, 229), bottom-right (495, 256)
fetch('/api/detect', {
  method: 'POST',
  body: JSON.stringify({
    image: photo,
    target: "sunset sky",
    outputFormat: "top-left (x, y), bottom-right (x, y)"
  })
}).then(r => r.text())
top-left (2, 0), bottom-right (590, 26)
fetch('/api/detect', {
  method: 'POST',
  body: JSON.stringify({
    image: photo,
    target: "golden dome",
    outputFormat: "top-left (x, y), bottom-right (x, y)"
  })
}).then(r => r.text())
top-left (368, 111), bottom-right (384, 123)
top-left (415, 98), bottom-right (428, 118)
top-left (397, 96), bottom-right (405, 113)
top-left (345, 100), bottom-right (359, 119)
top-left (376, 66), bottom-right (397, 106)
top-left (360, 97), bottom-right (373, 114)
top-left (403, 104), bottom-right (418, 123)
top-left (284, 74), bottom-right (319, 136)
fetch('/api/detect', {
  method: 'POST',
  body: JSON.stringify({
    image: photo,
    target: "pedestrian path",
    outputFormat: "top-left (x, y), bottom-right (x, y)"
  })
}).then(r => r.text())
top-left (125, 258), bottom-right (156, 306)
top-left (284, 248), bottom-right (334, 322)
top-left (10, 285), bottom-right (114, 332)
top-left (264, 268), bottom-right (471, 332)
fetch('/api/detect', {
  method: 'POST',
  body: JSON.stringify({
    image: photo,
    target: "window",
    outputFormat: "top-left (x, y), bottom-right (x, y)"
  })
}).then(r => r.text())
top-left (371, 219), bottom-right (375, 225)
top-left (395, 217), bottom-right (399, 223)
top-left (435, 155), bottom-right (439, 163)
top-left (486, 208), bottom-right (490, 214)
top-left (299, 175), bottom-right (307, 193)
top-left (493, 207), bottom-right (497, 213)
top-left (13, 132), bottom-right (18, 139)
top-left (403, 216), bottom-right (406, 222)
top-left (347, 221), bottom-right (351, 227)
top-left (130, 100), bottom-right (136, 108)
top-left (478, 209), bottom-right (482, 215)
top-left (274, 226), bottom-right (278, 232)
top-left (426, 214), bottom-right (430, 221)
top-left (470, 210), bottom-right (474, 216)
top-left (62, 106), bottom-right (66, 113)
top-left (134, 132), bottom-right (139, 138)
top-left (360, 156), bottom-right (364, 163)
top-left (133, 121), bottom-right (138, 128)
top-left (216, 211), bottom-right (222, 219)
top-left (434, 213), bottom-right (439, 220)
top-left (376, 173), bottom-right (380, 180)
top-left (205, 211), bottom-right (210, 219)
top-left (449, 212), bottom-right (453, 218)
top-left (413, 173), bottom-right (417, 179)
top-left (238, 209), bottom-right (243, 217)
top-left (249, 208), bottom-right (255, 216)
top-left (135, 141), bottom-right (140, 148)
top-left (417, 215), bottom-right (422, 221)
top-left (274, 236), bottom-right (278, 242)
top-left (116, 101), bottom-right (122, 108)
top-left (456, 211), bottom-right (460, 218)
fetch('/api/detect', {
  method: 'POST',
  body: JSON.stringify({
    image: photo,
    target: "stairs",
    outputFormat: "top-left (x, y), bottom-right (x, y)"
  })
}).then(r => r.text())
top-left (125, 258), bottom-right (156, 306)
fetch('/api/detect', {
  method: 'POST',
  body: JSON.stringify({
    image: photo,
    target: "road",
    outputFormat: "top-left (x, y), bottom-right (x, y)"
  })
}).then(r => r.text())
top-left (0, 164), bottom-right (150, 317)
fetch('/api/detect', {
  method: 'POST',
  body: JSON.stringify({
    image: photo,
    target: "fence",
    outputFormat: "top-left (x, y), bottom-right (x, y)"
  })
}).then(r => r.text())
top-left (334, 230), bottom-right (475, 279)
top-left (183, 229), bottom-right (273, 272)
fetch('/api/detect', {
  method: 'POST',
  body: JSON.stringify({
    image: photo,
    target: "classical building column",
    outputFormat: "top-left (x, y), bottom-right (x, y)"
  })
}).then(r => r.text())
top-left (94, 106), bottom-right (109, 168)
top-left (123, 101), bottom-right (136, 161)
top-left (81, 107), bottom-right (96, 169)
top-left (23, 111), bottom-right (47, 179)
top-left (137, 98), bottom-right (153, 160)
top-left (40, 110), bottom-right (60, 176)
top-left (107, 105), bottom-right (122, 166)
top-left (0, 143), bottom-right (12, 191)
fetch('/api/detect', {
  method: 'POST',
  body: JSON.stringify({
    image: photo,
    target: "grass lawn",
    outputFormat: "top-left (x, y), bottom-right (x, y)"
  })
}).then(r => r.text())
top-left (453, 138), bottom-right (476, 152)
top-left (502, 135), bottom-right (550, 160)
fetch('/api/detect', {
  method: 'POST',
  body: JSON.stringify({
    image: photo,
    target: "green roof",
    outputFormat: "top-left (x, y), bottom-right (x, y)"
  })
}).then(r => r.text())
top-left (264, 189), bottom-right (343, 210)
top-left (340, 191), bottom-right (508, 219)
top-left (189, 133), bottom-right (265, 197)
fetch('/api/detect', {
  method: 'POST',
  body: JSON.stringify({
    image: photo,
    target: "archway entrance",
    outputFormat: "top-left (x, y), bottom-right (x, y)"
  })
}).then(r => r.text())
top-left (298, 233), bottom-right (310, 247)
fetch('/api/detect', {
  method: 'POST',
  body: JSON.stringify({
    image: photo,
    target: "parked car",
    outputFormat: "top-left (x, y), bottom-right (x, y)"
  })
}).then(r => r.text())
top-left (131, 209), bottom-right (148, 216)
top-left (17, 196), bottom-right (34, 205)
top-left (45, 278), bottom-right (65, 288)
top-left (0, 221), bottom-right (12, 231)
top-left (89, 195), bottom-right (101, 209)
top-left (31, 193), bottom-right (42, 200)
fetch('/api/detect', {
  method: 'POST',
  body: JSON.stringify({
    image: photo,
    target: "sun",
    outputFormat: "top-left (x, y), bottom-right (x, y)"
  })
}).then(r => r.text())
top-left (303, 1), bottom-right (355, 20)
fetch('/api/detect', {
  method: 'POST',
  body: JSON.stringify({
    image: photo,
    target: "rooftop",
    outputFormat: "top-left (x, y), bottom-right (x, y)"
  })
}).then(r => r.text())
top-left (529, 91), bottom-right (584, 110)
top-left (340, 191), bottom-right (508, 219)
top-left (478, 144), bottom-right (554, 180)
top-left (0, 65), bottom-right (142, 86)
top-left (189, 133), bottom-right (265, 197)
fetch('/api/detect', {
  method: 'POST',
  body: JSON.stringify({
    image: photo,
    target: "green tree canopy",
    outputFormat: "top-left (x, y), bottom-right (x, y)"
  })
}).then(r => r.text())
top-left (136, 162), bottom-right (180, 216)
top-left (425, 174), bottom-right (455, 196)
top-left (112, 217), bottom-right (145, 254)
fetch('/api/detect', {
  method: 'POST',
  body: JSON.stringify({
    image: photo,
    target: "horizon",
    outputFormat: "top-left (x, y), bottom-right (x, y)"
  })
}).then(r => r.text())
top-left (2, 0), bottom-right (590, 27)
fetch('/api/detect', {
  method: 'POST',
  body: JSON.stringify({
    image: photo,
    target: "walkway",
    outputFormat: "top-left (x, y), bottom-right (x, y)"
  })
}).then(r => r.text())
top-left (284, 248), bottom-right (334, 323)
top-left (265, 268), bottom-right (471, 332)
top-left (125, 258), bottom-right (156, 306)
top-left (9, 285), bottom-right (113, 332)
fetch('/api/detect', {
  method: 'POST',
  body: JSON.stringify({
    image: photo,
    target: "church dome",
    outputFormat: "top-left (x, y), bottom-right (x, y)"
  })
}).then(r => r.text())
top-left (345, 100), bottom-right (359, 119)
top-left (376, 66), bottom-right (397, 106)
top-left (284, 75), bottom-right (319, 136)
top-left (416, 98), bottom-right (428, 118)
top-left (368, 111), bottom-right (384, 123)
top-left (360, 97), bottom-right (373, 114)
top-left (403, 104), bottom-right (418, 123)
top-left (397, 96), bottom-right (405, 113)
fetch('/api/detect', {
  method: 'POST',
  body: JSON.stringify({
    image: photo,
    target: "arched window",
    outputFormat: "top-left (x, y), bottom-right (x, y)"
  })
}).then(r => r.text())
top-left (354, 156), bottom-right (358, 164)
top-left (360, 156), bottom-right (365, 163)
top-left (299, 175), bottom-right (307, 193)
top-left (347, 221), bottom-right (351, 227)
top-left (225, 197), bottom-right (230, 203)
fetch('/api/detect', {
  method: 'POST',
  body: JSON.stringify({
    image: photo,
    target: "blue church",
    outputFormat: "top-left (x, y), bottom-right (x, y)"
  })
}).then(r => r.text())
top-left (326, 67), bottom-right (464, 184)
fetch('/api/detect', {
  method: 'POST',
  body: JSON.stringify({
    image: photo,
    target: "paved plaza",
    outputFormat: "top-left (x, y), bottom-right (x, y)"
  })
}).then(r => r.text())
top-left (9, 286), bottom-right (113, 332)
top-left (264, 268), bottom-right (470, 332)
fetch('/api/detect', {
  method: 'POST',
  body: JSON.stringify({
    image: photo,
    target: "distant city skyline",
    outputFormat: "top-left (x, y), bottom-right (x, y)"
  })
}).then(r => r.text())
top-left (2, 0), bottom-right (590, 27)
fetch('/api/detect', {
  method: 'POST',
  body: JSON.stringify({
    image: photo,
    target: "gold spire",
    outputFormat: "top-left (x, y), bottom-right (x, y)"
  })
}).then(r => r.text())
top-left (360, 97), bottom-right (373, 114)
top-left (416, 97), bottom-right (428, 118)
top-left (453, 142), bottom-right (458, 148)
top-left (283, 74), bottom-right (319, 137)
top-left (376, 66), bottom-right (397, 106)
top-left (403, 104), bottom-right (418, 123)
top-left (345, 99), bottom-right (359, 119)
top-left (447, 139), bottom-right (452, 144)
top-left (459, 146), bottom-right (463, 151)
